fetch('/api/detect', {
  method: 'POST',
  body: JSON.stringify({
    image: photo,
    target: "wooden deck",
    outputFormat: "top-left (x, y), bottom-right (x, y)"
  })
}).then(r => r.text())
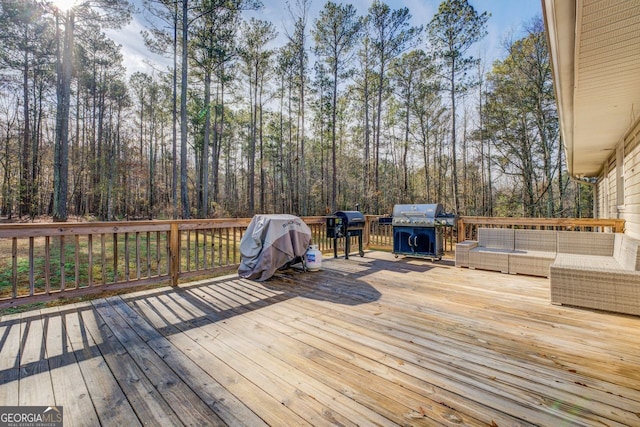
top-left (1, 251), bottom-right (639, 426)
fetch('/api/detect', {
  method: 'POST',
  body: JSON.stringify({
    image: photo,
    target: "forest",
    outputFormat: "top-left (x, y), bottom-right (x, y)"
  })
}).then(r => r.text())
top-left (0, 0), bottom-right (593, 222)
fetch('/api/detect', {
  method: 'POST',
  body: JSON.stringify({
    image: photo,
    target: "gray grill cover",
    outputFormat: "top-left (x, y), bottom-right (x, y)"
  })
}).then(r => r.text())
top-left (238, 214), bottom-right (312, 281)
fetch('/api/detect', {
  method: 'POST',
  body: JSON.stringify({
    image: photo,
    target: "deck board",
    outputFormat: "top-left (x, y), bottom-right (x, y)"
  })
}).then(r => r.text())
top-left (1, 251), bottom-right (639, 426)
top-left (62, 303), bottom-right (141, 426)
top-left (0, 312), bottom-right (20, 406)
top-left (18, 310), bottom-right (55, 406)
top-left (44, 306), bottom-right (99, 427)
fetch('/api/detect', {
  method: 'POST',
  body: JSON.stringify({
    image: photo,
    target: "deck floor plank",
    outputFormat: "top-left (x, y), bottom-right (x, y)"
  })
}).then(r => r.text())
top-left (218, 278), bottom-right (548, 427)
top-left (79, 300), bottom-right (183, 426)
top-left (62, 303), bottom-right (141, 426)
top-left (91, 297), bottom-right (225, 426)
top-left (0, 312), bottom-right (21, 406)
top-left (258, 279), bottom-right (632, 426)
top-left (187, 283), bottom-right (433, 426)
top-left (150, 287), bottom-right (372, 426)
top-left (130, 291), bottom-right (313, 427)
top-left (43, 306), bottom-right (100, 426)
top-left (198, 281), bottom-right (491, 427)
top-left (273, 268), bottom-right (640, 405)
top-left (2, 251), bottom-right (640, 426)
top-left (18, 310), bottom-right (55, 406)
top-left (111, 294), bottom-right (268, 427)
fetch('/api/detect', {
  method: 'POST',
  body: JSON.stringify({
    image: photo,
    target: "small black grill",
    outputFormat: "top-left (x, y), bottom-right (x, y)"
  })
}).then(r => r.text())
top-left (326, 210), bottom-right (365, 259)
top-left (391, 203), bottom-right (456, 260)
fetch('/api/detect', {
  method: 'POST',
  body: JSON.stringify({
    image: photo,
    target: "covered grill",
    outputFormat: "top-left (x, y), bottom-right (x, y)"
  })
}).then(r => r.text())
top-left (391, 203), bottom-right (456, 260)
top-left (238, 214), bottom-right (312, 281)
top-left (326, 210), bottom-right (365, 259)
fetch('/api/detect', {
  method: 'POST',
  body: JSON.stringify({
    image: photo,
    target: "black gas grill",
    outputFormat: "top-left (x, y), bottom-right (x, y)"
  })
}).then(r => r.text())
top-left (392, 203), bottom-right (456, 260)
top-left (326, 210), bottom-right (365, 259)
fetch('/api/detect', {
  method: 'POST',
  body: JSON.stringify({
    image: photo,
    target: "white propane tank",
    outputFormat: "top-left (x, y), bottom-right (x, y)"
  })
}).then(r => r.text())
top-left (305, 244), bottom-right (322, 271)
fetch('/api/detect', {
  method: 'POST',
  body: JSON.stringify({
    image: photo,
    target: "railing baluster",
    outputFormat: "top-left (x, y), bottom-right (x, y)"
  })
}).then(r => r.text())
top-left (195, 229), bottom-right (200, 271)
top-left (29, 236), bottom-right (34, 296)
top-left (170, 223), bottom-right (179, 286)
top-left (88, 234), bottom-right (93, 287)
top-left (218, 228), bottom-right (223, 266)
top-left (136, 232), bottom-right (141, 280)
top-left (186, 229), bottom-right (191, 272)
top-left (233, 227), bottom-right (237, 265)
top-left (74, 235), bottom-right (80, 289)
top-left (11, 237), bottom-right (17, 298)
top-left (124, 232), bottom-right (130, 282)
top-left (225, 228), bottom-right (230, 266)
top-left (166, 229), bottom-right (171, 276)
top-left (203, 228), bottom-right (208, 270)
top-left (156, 231), bottom-right (161, 276)
top-left (211, 228), bottom-right (216, 268)
top-left (101, 233), bottom-right (106, 285)
top-left (112, 233), bottom-right (118, 283)
top-left (60, 235), bottom-right (66, 292)
top-left (45, 236), bottom-right (51, 294)
top-left (146, 231), bottom-right (151, 278)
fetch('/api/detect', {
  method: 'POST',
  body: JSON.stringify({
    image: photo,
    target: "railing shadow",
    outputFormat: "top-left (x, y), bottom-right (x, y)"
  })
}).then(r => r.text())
top-left (0, 254), bottom-right (390, 386)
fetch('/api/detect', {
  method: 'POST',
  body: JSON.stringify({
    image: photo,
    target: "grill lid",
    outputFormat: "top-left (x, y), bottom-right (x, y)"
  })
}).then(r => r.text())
top-left (392, 204), bottom-right (444, 226)
top-left (334, 210), bottom-right (365, 226)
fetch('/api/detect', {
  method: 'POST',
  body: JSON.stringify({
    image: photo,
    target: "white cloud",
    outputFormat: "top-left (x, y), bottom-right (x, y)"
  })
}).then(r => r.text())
top-left (106, 14), bottom-right (171, 78)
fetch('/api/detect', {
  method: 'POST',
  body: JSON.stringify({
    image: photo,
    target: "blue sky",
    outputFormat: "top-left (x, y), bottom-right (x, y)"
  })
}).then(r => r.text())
top-left (109, 0), bottom-right (543, 77)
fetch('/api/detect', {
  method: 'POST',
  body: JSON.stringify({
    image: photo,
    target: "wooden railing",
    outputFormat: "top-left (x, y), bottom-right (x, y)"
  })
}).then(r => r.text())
top-left (0, 217), bottom-right (330, 309)
top-left (5, 214), bottom-right (611, 308)
top-left (457, 216), bottom-right (626, 242)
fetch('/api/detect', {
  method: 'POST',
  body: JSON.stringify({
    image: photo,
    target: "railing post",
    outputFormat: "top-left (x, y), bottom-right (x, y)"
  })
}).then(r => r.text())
top-left (458, 217), bottom-right (466, 242)
top-left (170, 222), bottom-right (180, 287)
top-left (364, 216), bottom-right (371, 249)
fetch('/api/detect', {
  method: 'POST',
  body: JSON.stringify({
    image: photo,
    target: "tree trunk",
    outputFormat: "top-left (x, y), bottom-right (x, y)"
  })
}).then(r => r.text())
top-left (172, 1), bottom-right (178, 219)
top-left (299, 58), bottom-right (306, 216)
top-left (259, 73), bottom-right (265, 213)
top-left (200, 71), bottom-right (211, 218)
top-left (363, 73), bottom-right (370, 211)
top-left (180, 0), bottom-right (190, 219)
top-left (402, 83), bottom-right (411, 200)
top-left (331, 63), bottom-right (338, 212)
top-left (148, 90), bottom-right (157, 219)
top-left (20, 41), bottom-right (31, 218)
top-left (248, 62), bottom-right (257, 215)
top-left (374, 61), bottom-right (385, 214)
top-left (450, 62), bottom-right (460, 215)
top-left (53, 11), bottom-right (73, 222)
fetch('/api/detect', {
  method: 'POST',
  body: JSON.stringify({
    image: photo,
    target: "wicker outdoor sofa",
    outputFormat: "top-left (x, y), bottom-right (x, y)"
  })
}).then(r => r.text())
top-left (456, 228), bottom-right (556, 277)
top-left (456, 228), bottom-right (640, 316)
top-left (551, 231), bottom-right (640, 316)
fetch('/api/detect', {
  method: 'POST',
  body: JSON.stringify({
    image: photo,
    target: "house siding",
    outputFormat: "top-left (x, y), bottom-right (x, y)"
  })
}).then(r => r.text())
top-left (596, 117), bottom-right (640, 239)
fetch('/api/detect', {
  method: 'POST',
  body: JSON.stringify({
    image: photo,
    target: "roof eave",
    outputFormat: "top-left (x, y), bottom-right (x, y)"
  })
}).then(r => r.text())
top-left (542, 0), bottom-right (577, 176)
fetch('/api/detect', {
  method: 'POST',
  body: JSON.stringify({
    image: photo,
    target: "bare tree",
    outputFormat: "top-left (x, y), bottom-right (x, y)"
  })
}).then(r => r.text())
top-left (428, 0), bottom-right (488, 215)
top-left (312, 1), bottom-right (361, 212)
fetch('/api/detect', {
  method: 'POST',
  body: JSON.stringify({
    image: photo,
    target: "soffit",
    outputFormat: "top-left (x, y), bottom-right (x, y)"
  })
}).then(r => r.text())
top-left (544, 0), bottom-right (640, 177)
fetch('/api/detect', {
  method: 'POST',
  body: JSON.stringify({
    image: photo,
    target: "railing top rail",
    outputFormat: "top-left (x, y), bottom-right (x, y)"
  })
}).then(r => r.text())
top-left (459, 216), bottom-right (625, 225)
top-left (0, 216), bottom-right (329, 239)
top-left (457, 216), bottom-right (625, 236)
